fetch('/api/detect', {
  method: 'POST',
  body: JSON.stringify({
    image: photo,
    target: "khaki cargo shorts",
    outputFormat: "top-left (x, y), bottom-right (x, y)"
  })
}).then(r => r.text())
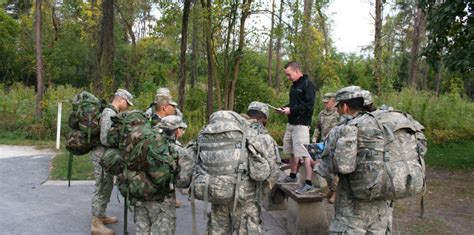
top-left (282, 124), bottom-right (310, 157)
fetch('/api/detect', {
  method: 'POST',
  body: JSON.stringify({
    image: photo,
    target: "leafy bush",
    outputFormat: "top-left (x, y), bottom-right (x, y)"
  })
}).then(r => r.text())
top-left (378, 88), bottom-right (474, 144)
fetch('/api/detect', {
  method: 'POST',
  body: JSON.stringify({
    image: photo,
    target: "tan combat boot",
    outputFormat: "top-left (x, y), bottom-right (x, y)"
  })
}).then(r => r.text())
top-left (175, 200), bottom-right (181, 208)
top-left (328, 191), bottom-right (336, 204)
top-left (91, 216), bottom-right (115, 235)
top-left (100, 216), bottom-right (118, 225)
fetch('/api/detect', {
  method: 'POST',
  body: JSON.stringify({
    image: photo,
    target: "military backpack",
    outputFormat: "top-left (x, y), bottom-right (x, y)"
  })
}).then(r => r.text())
top-left (101, 110), bottom-right (175, 203)
top-left (107, 110), bottom-right (148, 150)
top-left (66, 91), bottom-right (106, 155)
top-left (348, 109), bottom-right (427, 201)
top-left (191, 111), bottom-right (250, 205)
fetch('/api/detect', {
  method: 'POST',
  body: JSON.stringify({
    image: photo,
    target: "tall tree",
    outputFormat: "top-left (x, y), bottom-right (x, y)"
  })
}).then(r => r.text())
top-left (93, 0), bottom-right (114, 97)
top-left (202, 0), bottom-right (214, 118)
top-left (374, 0), bottom-right (383, 95)
top-left (408, 1), bottom-right (425, 88)
top-left (178, 0), bottom-right (192, 111)
top-left (267, 0), bottom-right (275, 86)
top-left (301, 0), bottom-right (313, 72)
top-left (274, 0), bottom-right (285, 90)
top-left (34, 0), bottom-right (45, 118)
top-left (190, 0), bottom-right (201, 89)
top-left (315, 0), bottom-right (330, 57)
top-left (226, 0), bottom-right (253, 110)
top-left (223, 0), bottom-right (239, 110)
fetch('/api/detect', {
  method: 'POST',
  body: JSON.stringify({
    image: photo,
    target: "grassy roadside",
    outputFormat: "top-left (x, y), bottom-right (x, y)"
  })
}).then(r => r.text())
top-left (425, 140), bottom-right (474, 170)
top-left (49, 151), bottom-right (94, 180)
top-left (0, 133), bottom-right (55, 149)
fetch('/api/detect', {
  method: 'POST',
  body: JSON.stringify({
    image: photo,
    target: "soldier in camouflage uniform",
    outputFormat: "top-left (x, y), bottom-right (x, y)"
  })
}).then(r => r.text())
top-left (244, 101), bottom-right (281, 195)
top-left (206, 102), bottom-right (279, 235)
top-left (310, 92), bottom-right (339, 203)
top-left (314, 86), bottom-right (393, 234)
top-left (90, 89), bottom-right (134, 235)
top-left (145, 88), bottom-right (182, 125)
top-left (312, 92), bottom-right (339, 143)
top-left (133, 115), bottom-right (187, 235)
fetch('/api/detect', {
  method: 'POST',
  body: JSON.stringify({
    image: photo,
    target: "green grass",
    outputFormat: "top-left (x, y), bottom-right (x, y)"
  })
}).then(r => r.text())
top-left (0, 132), bottom-right (55, 149)
top-left (425, 140), bottom-right (474, 170)
top-left (49, 151), bottom-right (95, 180)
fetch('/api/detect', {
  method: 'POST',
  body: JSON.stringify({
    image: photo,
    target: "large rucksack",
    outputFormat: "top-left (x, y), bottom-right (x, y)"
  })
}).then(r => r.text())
top-left (191, 111), bottom-right (249, 205)
top-left (100, 110), bottom-right (175, 203)
top-left (117, 129), bottom-right (175, 204)
top-left (107, 110), bottom-right (148, 150)
top-left (348, 109), bottom-right (427, 201)
top-left (66, 91), bottom-right (106, 155)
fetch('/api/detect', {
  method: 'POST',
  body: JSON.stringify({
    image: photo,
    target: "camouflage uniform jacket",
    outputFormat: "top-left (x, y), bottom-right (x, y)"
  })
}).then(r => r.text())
top-left (99, 106), bottom-right (118, 147)
top-left (312, 109), bottom-right (339, 142)
top-left (172, 140), bottom-right (194, 189)
top-left (314, 113), bottom-right (392, 233)
top-left (246, 119), bottom-right (281, 196)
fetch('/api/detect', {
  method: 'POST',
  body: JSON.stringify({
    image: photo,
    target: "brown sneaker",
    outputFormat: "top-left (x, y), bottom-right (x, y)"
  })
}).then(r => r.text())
top-left (175, 200), bottom-right (181, 208)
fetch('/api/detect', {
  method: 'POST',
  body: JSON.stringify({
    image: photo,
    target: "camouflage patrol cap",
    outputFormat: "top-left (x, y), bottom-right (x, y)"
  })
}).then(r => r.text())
top-left (115, 88), bottom-right (134, 106)
top-left (359, 90), bottom-right (373, 106)
top-left (159, 115), bottom-right (187, 130)
top-left (155, 87), bottom-right (178, 107)
top-left (247, 101), bottom-right (269, 118)
top-left (322, 93), bottom-right (336, 102)
top-left (156, 88), bottom-right (171, 97)
top-left (335, 86), bottom-right (362, 106)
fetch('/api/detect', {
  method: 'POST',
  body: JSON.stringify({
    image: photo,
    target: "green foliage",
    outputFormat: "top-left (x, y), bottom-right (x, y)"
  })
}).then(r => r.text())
top-left (422, 0), bottom-right (473, 73)
top-left (425, 140), bottom-right (474, 170)
top-left (379, 88), bottom-right (474, 144)
top-left (0, 83), bottom-right (80, 140)
top-left (0, 9), bottom-right (19, 85)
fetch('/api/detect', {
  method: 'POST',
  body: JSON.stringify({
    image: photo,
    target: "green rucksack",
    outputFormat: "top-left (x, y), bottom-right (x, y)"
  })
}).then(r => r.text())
top-left (101, 123), bottom-right (163, 175)
top-left (66, 91), bottom-right (106, 155)
top-left (117, 133), bottom-right (175, 204)
top-left (107, 110), bottom-right (148, 150)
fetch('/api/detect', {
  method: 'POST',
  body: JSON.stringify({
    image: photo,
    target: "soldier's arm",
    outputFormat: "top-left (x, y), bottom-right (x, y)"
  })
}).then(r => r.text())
top-left (333, 125), bottom-right (358, 174)
top-left (247, 139), bottom-right (271, 182)
top-left (99, 109), bottom-right (114, 147)
top-left (175, 143), bottom-right (196, 188)
top-left (312, 117), bottom-right (322, 143)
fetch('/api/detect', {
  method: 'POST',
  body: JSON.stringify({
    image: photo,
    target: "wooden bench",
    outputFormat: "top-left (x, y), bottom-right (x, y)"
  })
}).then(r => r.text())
top-left (263, 163), bottom-right (329, 234)
top-left (277, 183), bottom-right (328, 235)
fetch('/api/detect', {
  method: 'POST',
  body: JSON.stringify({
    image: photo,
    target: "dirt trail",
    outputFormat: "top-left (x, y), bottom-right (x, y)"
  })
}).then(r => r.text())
top-left (393, 168), bottom-right (474, 234)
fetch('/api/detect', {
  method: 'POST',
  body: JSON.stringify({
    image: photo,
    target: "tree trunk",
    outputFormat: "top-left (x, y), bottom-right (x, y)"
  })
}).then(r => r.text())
top-left (409, 4), bottom-right (425, 89)
top-left (228, 0), bottom-right (252, 111)
top-left (274, 0), bottom-right (284, 90)
top-left (301, 0), bottom-right (313, 72)
top-left (178, 0), bottom-right (192, 111)
top-left (267, 0), bottom-right (275, 86)
top-left (202, 0), bottom-right (214, 118)
top-left (315, 2), bottom-right (330, 57)
top-left (35, 0), bottom-right (45, 119)
top-left (374, 0), bottom-right (383, 95)
top-left (223, 0), bottom-right (238, 110)
top-left (190, 0), bottom-right (200, 89)
top-left (93, 0), bottom-right (114, 98)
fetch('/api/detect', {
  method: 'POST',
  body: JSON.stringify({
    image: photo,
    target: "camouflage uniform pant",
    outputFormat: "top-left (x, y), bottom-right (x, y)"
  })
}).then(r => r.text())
top-left (208, 200), bottom-right (262, 235)
top-left (329, 184), bottom-right (393, 235)
top-left (91, 146), bottom-right (114, 217)
top-left (134, 195), bottom-right (176, 235)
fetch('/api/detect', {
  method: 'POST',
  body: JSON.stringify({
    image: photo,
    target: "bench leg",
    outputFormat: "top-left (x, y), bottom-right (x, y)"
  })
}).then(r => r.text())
top-left (287, 198), bottom-right (329, 235)
top-left (263, 186), bottom-right (288, 211)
